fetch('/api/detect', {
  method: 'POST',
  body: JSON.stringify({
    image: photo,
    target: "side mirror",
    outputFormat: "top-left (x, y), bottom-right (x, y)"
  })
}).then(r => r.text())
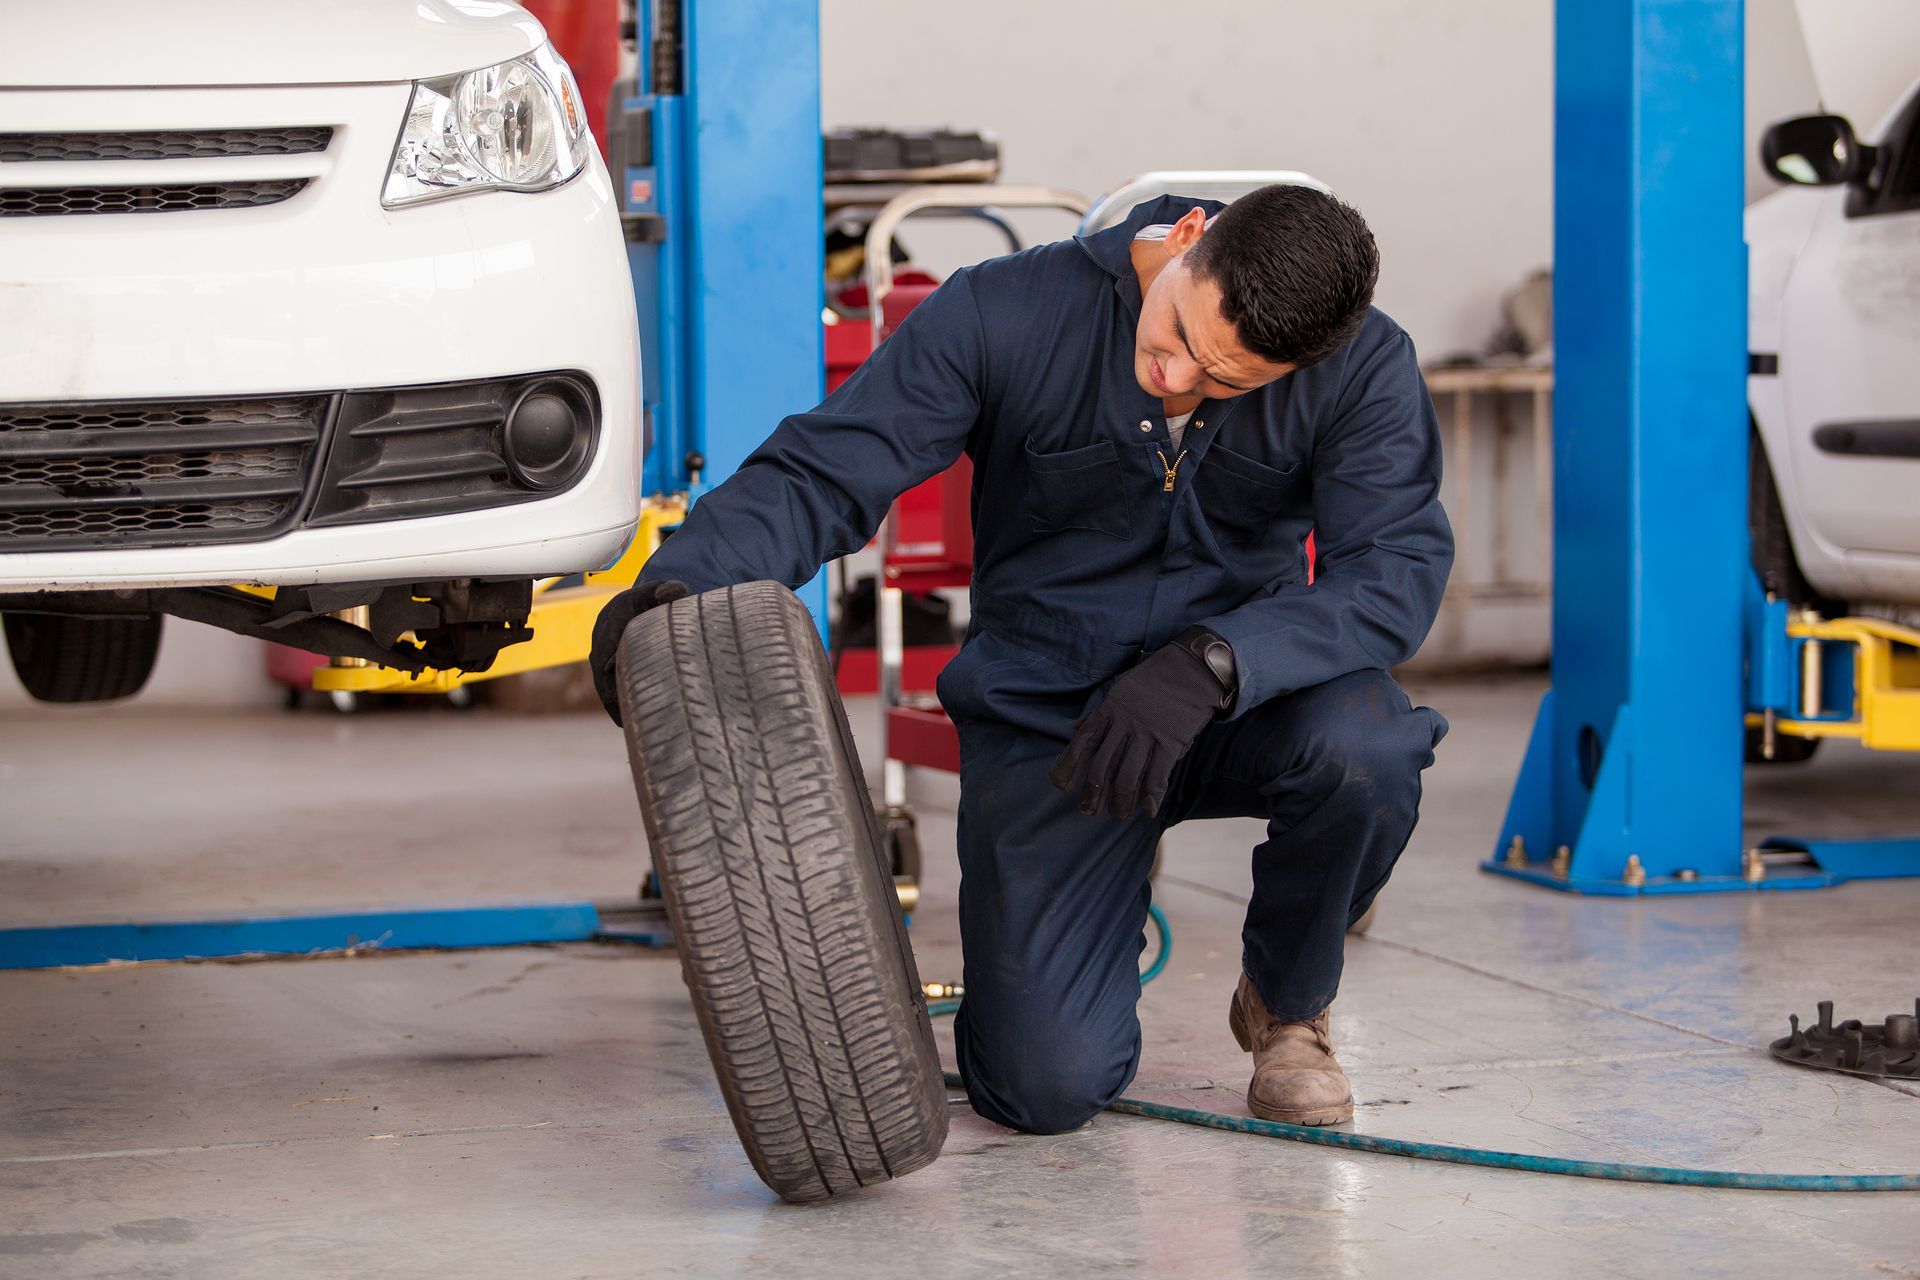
top-left (1761, 114), bottom-right (1875, 187)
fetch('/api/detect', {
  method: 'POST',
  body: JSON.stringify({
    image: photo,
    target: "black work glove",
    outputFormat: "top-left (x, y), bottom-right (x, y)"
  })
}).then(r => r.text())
top-left (590, 578), bottom-right (690, 725)
top-left (1048, 628), bottom-right (1237, 820)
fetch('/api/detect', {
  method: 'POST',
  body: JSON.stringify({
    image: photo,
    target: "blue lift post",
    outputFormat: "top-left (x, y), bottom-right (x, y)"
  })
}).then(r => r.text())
top-left (1487, 0), bottom-right (1752, 895)
top-left (1487, 0), bottom-right (1920, 894)
top-left (0, 0), bottom-right (826, 969)
top-left (624, 0), bottom-right (828, 634)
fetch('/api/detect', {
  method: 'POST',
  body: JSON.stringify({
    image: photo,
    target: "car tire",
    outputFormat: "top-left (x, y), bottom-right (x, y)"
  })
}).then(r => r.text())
top-left (614, 581), bottom-right (947, 1203)
top-left (2, 612), bottom-right (162, 703)
top-left (1746, 429), bottom-right (1826, 765)
top-left (1748, 428), bottom-right (1832, 613)
top-left (1744, 724), bottom-right (1821, 765)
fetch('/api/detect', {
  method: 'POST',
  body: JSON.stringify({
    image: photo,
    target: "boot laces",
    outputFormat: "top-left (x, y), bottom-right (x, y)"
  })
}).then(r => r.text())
top-left (1270, 1016), bottom-right (1333, 1057)
top-left (1245, 990), bottom-right (1333, 1055)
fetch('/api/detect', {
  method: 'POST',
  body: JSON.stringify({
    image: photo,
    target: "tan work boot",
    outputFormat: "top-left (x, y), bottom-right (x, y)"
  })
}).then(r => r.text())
top-left (1227, 974), bottom-right (1354, 1126)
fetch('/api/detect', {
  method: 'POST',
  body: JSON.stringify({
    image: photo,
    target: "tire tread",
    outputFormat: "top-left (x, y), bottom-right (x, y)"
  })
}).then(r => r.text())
top-left (615, 583), bottom-right (946, 1202)
top-left (2, 613), bottom-right (161, 703)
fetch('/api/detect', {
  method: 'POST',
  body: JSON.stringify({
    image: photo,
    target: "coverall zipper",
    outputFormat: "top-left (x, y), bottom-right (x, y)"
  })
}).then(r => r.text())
top-left (1156, 448), bottom-right (1189, 493)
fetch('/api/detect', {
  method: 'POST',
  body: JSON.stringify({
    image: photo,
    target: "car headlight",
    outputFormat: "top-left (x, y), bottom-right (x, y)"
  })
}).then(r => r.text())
top-left (383, 43), bottom-right (591, 208)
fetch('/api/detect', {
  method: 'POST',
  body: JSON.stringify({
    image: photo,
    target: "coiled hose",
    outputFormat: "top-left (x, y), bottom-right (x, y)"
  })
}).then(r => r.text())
top-left (928, 903), bottom-right (1920, 1192)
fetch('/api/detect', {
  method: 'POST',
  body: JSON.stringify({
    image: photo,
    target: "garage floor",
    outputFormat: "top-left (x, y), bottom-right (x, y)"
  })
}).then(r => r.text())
top-left (4, 674), bottom-right (1919, 1278)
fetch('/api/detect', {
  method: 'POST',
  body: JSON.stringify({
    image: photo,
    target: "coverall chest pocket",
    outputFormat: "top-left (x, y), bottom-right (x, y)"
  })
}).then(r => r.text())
top-left (1195, 443), bottom-right (1301, 547)
top-left (1023, 437), bottom-right (1134, 541)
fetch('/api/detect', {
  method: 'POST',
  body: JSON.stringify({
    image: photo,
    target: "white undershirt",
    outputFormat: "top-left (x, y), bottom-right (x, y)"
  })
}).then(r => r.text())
top-left (1166, 409), bottom-right (1195, 452)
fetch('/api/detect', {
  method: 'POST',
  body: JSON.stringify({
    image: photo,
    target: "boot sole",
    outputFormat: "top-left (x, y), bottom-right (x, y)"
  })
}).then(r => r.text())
top-left (1247, 1096), bottom-right (1354, 1127)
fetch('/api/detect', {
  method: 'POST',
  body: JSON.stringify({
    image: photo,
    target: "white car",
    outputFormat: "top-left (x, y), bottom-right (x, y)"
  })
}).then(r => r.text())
top-left (1748, 76), bottom-right (1920, 615)
top-left (0, 0), bottom-right (639, 701)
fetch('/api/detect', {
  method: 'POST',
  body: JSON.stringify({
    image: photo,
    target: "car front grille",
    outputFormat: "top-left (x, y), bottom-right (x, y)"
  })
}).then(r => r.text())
top-left (0, 127), bottom-right (334, 163)
top-left (0, 397), bottom-right (329, 550)
top-left (0, 180), bottom-right (308, 218)
top-left (0, 499), bottom-right (294, 545)
top-left (0, 123), bottom-right (330, 217)
top-left (0, 374), bottom-right (599, 552)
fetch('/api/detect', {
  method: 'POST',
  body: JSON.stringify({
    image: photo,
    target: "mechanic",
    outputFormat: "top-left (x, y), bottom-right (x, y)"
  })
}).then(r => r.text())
top-left (591, 187), bottom-right (1452, 1135)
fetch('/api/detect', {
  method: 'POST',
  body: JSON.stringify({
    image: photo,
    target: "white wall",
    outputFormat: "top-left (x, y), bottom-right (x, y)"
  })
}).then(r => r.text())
top-left (1750, 0), bottom-right (1825, 199)
top-left (823, 0), bottom-right (1556, 362)
top-left (825, 0), bottom-right (1826, 355)
top-left (1796, 0), bottom-right (1920, 136)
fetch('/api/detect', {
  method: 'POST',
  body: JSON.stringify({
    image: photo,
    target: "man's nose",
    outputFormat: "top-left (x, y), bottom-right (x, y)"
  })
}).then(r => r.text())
top-left (1165, 355), bottom-right (1204, 393)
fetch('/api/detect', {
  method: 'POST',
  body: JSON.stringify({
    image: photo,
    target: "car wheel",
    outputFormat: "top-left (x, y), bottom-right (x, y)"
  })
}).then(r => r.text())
top-left (1747, 429), bottom-right (1828, 765)
top-left (2, 612), bottom-right (162, 703)
top-left (1748, 428), bottom-right (1833, 612)
top-left (1744, 724), bottom-right (1821, 765)
top-left (614, 582), bottom-right (947, 1203)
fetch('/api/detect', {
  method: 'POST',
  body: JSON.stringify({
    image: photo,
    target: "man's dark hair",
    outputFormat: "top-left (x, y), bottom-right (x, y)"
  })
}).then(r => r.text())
top-left (1185, 184), bottom-right (1380, 369)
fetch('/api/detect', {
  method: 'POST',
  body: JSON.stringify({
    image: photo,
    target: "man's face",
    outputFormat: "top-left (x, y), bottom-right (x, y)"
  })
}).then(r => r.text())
top-left (1134, 209), bottom-right (1295, 401)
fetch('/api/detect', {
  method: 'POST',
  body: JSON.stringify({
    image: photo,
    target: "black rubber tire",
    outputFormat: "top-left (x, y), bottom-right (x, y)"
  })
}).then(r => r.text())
top-left (614, 582), bottom-right (947, 1203)
top-left (1748, 427), bottom-right (1833, 614)
top-left (1744, 723), bottom-right (1821, 765)
top-left (2, 611), bottom-right (162, 703)
top-left (1745, 428), bottom-right (1825, 765)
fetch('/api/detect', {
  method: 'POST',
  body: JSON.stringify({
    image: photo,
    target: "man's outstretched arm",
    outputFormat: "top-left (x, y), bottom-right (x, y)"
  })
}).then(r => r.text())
top-left (642, 269), bottom-right (987, 594)
top-left (590, 269), bottom-right (987, 720)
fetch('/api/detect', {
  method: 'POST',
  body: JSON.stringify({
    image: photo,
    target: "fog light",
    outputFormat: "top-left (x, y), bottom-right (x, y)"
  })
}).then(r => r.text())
top-left (504, 377), bottom-right (593, 490)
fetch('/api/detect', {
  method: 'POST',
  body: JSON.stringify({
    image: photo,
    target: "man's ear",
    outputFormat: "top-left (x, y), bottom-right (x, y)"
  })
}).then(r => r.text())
top-left (1164, 206), bottom-right (1210, 255)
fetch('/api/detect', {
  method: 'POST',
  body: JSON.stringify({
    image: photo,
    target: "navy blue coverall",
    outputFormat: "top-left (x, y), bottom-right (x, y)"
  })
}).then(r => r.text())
top-left (641, 196), bottom-right (1453, 1134)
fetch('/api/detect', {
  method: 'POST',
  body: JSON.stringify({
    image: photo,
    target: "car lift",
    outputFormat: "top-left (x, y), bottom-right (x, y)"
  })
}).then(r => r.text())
top-left (1484, 0), bottom-right (1920, 896)
top-left (0, 0), bottom-right (824, 969)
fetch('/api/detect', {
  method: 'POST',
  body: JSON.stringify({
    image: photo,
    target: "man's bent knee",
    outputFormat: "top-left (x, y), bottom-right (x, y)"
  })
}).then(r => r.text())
top-left (956, 1017), bottom-right (1135, 1135)
top-left (1276, 675), bottom-right (1443, 792)
top-left (964, 1060), bottom-right (1117, 1135)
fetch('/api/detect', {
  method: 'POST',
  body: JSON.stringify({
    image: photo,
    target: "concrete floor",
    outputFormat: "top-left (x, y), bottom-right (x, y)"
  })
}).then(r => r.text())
top-left (3, 673), bottom-right (1919, 1279)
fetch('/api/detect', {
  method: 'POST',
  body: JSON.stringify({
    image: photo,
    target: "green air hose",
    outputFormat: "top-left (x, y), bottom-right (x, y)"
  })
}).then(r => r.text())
top-left (927, 903), bottom-right (1920, 1192)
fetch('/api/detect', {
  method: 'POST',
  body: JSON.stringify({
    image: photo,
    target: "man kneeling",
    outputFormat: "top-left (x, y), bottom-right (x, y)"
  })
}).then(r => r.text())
top-left (592, 185), bottom-right (1452, 1132)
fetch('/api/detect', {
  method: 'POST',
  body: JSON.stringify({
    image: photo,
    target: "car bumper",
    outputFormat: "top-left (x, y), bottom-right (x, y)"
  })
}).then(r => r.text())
top-left (0, 83), bottom-right (641, 590)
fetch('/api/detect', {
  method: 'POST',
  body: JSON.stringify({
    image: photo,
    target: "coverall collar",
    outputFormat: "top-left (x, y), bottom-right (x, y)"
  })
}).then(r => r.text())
top-left (1074, 194), bottom-right (1231, 310)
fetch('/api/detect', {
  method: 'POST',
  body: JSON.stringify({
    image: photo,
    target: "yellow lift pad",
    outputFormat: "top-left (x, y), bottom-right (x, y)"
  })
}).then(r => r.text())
top-left (1763, 612), bottom-right (1920, 753)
